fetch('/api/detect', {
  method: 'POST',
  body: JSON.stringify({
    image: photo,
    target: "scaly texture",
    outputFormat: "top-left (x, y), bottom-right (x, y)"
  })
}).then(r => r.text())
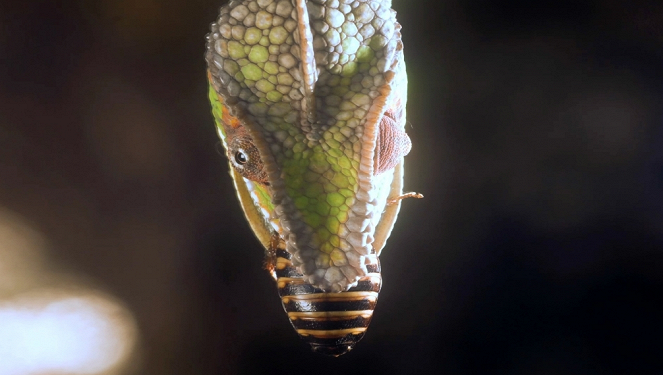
top-left (206, 0), bottom-right (407, 292)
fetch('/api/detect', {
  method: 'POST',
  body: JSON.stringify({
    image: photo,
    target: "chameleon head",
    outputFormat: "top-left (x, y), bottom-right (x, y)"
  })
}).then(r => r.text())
top-left (206, 0), bottom-right (409, 292)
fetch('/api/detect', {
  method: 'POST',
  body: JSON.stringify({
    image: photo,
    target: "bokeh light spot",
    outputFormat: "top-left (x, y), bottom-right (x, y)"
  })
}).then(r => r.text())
top-left (0, 292), bottom-right (138, 375)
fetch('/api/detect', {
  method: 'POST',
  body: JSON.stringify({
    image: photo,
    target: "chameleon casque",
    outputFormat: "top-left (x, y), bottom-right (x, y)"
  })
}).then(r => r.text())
top-left (205, 0), bottom-right (418, 356)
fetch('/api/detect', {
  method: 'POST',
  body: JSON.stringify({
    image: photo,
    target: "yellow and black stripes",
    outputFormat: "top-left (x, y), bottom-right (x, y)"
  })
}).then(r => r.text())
top-left (273, 248), bottom-right (382, 356)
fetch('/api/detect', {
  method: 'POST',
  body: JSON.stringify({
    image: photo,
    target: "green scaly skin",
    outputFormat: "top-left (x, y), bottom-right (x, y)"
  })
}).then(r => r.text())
top-left (206, 0), bottom-right (408, 292)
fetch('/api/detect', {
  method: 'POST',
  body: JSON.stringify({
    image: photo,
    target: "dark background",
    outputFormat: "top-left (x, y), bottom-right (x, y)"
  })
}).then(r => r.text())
top-left (1, 0), bottom-right (662, 373)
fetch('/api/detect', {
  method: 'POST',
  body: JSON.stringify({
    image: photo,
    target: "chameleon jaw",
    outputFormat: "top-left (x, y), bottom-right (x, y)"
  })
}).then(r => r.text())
top-left (272, 181), bottom-right (393, 292)
top-left (263, 157), bottom-right (396, 292)
top-left (258, 160), bottom-right (372, 292)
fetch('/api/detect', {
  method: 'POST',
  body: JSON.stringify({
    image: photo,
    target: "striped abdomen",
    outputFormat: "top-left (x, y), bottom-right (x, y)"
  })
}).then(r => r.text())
top-left (271, 247), bottom-right (382, 356)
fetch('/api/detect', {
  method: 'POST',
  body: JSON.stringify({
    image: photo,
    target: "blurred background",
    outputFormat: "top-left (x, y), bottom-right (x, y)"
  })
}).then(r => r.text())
top-left (1, 0), bottom-right (662, 373)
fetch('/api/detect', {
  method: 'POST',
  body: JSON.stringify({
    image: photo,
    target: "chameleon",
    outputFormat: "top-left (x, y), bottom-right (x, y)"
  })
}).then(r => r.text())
top-left (205, 0), bottom-right (419, 355)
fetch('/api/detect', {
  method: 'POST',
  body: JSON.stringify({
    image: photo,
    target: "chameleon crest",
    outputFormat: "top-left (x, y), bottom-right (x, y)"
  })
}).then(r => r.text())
top-left (206, 0), bottom-right (410, 293)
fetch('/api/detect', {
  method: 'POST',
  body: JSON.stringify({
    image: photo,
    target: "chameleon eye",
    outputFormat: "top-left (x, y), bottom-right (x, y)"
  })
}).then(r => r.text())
top-left (227, 135), bottom-right (269, 185)
top-left (235, 150), bottom-right (248, 165)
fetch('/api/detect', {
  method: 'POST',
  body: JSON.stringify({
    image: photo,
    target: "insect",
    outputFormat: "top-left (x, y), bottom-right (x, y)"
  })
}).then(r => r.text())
top-left (205, 0), bottom-right (420, 356)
